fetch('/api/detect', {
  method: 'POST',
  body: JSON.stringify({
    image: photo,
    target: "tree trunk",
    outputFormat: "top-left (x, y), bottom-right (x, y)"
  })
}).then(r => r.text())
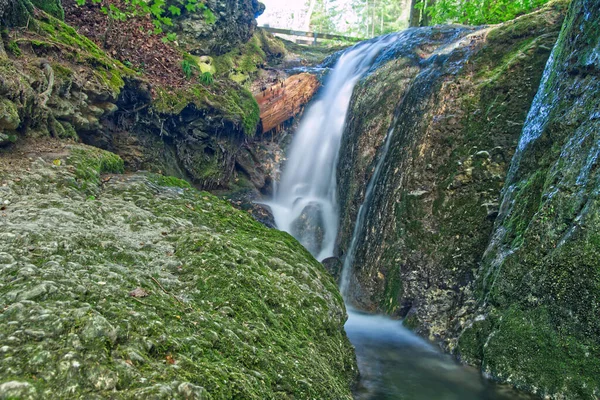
top-left (371, 0), bottom-right (375, 37)
top-left (409, 0), bottom-right (421, 27)
top-left (0, 0), bottom-right (34, 27)
top-left (0, 0), bottom-right (63, 27)
top-left (420, 0), bottom-right (435, 26)
top-left (304, 0), bottom-right (317, 31)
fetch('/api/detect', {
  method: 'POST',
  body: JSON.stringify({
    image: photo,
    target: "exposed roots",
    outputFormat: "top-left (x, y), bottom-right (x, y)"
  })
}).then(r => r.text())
top-left (39, 58), bottom-right (53, 108)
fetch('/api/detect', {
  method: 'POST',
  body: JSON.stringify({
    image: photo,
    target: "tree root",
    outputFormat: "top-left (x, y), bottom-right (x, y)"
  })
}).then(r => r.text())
top-left (39, 58), bottom-right (53, 108)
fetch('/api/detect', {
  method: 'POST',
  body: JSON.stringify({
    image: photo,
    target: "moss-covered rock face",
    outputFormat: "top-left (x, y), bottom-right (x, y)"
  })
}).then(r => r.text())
top-left (0, 11), bottom-right (129, 145)
top-left (337, 0), bottom-right (600, 397)
top-left (457, 0), bottom-right (600, 397)
top-left (172, 0), bottom-right (265, 56)
top-left (338, 1), bottom-right (567, 326)
top-left (0, 144), bottom-right (357, 399)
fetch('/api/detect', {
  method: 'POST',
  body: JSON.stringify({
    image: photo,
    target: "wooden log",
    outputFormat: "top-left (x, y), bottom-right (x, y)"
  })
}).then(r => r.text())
top-left (261, 27), bottom-right (363, 43)
top-left (255, 73), bottom-right (320, 134)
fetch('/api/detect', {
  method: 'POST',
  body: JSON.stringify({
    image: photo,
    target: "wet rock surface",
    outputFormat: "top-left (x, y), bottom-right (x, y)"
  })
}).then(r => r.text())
top-left (458, 0), bottom-right (600, 397)
top-left (338, 2), bottom-right (567, 328)
top-left (333, 1), bottom-right (599, 397)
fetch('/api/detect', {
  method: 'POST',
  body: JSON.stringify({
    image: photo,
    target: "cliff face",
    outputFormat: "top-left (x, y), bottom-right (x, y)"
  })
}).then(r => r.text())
top-left (458, 0), bottom-right (600, 397)
top-left (334, 0), bottom-right (600, 396)
top-left (338, 2), bottom-right (567, 322)
top-left (0, 144), bottom-right (357, 399)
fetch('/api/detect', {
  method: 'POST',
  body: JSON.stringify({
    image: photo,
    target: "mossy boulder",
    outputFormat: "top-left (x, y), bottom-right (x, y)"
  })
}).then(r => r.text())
top-left (0, 144), bottom-right (357, 399)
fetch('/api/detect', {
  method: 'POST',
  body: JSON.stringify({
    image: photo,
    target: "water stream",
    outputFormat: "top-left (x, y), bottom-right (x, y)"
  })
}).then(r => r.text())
top-left (269, 34), bottom-right (531, 399)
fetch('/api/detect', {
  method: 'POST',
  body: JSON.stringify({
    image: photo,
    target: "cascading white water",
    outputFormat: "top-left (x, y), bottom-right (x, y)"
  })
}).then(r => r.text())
top-left (339, 121), bottom-right (396, 298)
top-left (267, 35), bottom-right (397, 261)
top-left (268, 29), bottom-right (534, 400)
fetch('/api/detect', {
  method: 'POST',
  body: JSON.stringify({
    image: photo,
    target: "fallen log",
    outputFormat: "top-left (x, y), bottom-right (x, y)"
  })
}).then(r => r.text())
top-left (255, 73), bottom-right (320, 134)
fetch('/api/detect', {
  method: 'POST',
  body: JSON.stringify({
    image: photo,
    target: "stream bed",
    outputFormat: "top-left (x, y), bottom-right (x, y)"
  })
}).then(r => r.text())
top-left (345, 309), bottom-right (533, 400)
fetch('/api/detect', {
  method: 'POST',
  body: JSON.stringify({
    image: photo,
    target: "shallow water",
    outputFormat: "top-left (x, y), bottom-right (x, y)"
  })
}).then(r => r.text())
top-left (345, 309), bottom-right (533, 400)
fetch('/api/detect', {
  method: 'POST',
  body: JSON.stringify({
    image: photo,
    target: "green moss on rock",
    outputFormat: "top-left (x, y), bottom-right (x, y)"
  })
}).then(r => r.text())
top-left (68, 146), bottom-right (124, 189)
top-left (148, 173), bottom-right (192, 189)
top-left (154, 81), bottom-right (259, 136)
top-left (0, 145), bottom-right (357, 399)
top-left (32, 0), bottom-right (64, 20)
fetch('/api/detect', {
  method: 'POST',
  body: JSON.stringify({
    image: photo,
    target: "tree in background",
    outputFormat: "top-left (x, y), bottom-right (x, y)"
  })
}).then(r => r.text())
top-left (309, 0), bottom-right (340, 33)
top-left (349, 0), bottom-right (410, 38)
top-left (409, 0), bottom-right (435, 27)
top-left (421, 0), bottom-right (552, 25)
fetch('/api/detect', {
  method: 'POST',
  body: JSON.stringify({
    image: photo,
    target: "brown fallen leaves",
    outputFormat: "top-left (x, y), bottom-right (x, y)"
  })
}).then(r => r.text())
top-left (63, 0), bottom-right (189, 89)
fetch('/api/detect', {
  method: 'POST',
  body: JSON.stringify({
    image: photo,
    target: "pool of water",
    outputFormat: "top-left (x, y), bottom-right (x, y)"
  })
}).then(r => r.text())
top-left (345, 309), bottom-right (533, 400)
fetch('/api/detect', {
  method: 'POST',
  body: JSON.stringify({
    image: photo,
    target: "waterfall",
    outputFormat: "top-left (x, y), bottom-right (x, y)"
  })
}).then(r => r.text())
top-left (339, 122), bottom-right (396, 298)
top-left (267, 35), bottom-right (397, 261)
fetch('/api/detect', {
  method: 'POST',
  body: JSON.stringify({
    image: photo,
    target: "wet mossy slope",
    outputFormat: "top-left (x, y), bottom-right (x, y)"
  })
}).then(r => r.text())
top-left (0, 145), bottom-right (357, 399)
top-left (338, 0), bottom-right (568, 332)
top-left (459, 0), bottom-right (600, 397)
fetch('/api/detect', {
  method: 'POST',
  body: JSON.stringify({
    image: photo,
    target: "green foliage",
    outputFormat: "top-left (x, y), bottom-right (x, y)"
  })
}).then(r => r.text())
top-left (161, 32), bottom-right (178, 43)
top-left (200, 71), bottom-right (214, 85)
top-left (181, 59), bottom-right (195, 79)
top-left (426, 0), bottom-right (552, 25)
top-left (74, 0), bottom-right (217, 33)
top-left (201, 5), bottom-right (216, 25)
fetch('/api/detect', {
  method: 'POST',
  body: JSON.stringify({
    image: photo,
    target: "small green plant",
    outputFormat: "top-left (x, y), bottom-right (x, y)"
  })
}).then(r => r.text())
top-left (161, 32), bottom-right (178, 43)
top-left (202, 6), bottom-right (216, 25)
top-left (182, 59), bottom-right (194, 79)
top-left (6, 41), bottom-right (21, 56)
top-left (200, 71), bottom-right (214, 85)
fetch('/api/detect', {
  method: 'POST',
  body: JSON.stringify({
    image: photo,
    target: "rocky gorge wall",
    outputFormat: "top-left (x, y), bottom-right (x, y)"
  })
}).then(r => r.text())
top-left (338, 0), bottom-right (568, 324)
top-left (336, 0), bottom-right (600, 397)
top-left (458, 0), bottom-right (600, 397)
